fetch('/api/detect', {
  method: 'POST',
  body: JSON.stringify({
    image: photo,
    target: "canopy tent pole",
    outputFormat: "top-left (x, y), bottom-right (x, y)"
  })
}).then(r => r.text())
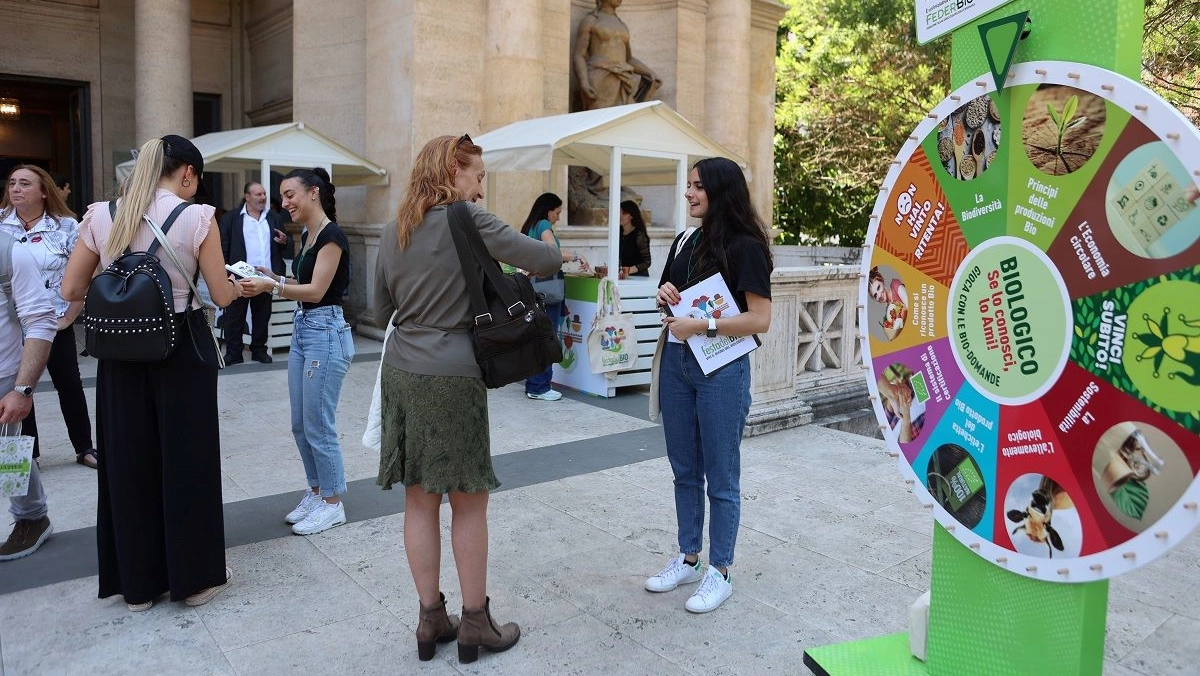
top-left (550, 158), bottom-right (564, 226)
top-left (675, 154), bottom-right (687, 235)
top-left (607, 148), bottom-right (624, 279)
top-left (260, 161), bottom-right (271, 203)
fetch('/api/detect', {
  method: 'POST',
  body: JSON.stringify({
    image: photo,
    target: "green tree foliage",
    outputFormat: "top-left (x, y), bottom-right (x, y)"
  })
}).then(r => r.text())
top-left (774, 0), bottom-right (949, 245)
top-left (1144, 0), bottom-right (1200, 125)
top-left (774, 1), bottom-right (1198, 246)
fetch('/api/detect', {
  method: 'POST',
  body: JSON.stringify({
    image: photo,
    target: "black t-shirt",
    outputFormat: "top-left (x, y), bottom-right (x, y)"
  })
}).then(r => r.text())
top-left (661, 229), bottom-right (772, 312)
top-left (619, 229), bottom-right (650, 276)
top-left (292, 222), bottom-right (350, 308)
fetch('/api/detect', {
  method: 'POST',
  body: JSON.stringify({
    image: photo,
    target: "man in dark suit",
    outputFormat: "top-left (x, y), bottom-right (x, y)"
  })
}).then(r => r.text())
top-left (219, 181), bottom-right (290, 364)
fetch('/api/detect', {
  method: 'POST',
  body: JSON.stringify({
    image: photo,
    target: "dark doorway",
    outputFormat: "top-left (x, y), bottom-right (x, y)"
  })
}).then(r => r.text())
top-left (194, 92), bottom-right (222, 210)
top-left (0, 76), bottom-right (92, 216)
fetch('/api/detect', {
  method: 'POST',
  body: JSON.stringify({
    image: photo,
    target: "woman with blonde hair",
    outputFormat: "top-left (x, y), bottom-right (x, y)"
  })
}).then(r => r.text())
top-left (374, 134), bottom-right (560, 663)
top-left (62, 134), bottom-right (242, 611)
top-left (0, 165), bottom-right (97, 468)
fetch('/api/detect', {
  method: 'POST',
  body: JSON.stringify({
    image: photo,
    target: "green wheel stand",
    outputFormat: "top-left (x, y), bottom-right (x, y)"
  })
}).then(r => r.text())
top-left (806, 2), bottom-right (1144, 673)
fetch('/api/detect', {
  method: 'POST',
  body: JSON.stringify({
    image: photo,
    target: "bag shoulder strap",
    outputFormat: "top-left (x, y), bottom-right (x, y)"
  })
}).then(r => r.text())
top-left (111, 200), bottom-right (188, 256)
top-left (672, 227), bottom-right (696, 260)
top-left (137, 201), bottom-right (203, 316)
top-left (608, 278), bottom-right (624, 313)
top-left (658, 227), bottom-right (696, 288)
top-left (143, 210), bottom-right (225, 369)
top-left (142, 208), bottom-right (201, 309)
top-left (445, 201), bottom-right (525, 326)
top-left (445, 202), bottom-right (491, 322)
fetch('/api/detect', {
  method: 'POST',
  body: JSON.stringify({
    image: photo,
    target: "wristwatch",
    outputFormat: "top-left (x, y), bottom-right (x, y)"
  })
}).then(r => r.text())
top-left (706, 317), bottom-right (718, 338)
top-left (271, 280), bottom-right (282, 297)
top-left (13, 384), bottom-right (33, 397)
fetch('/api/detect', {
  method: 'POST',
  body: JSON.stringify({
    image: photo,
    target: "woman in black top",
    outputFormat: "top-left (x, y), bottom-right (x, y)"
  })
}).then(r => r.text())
top-left (239, 167), bottom-right (354, 536)
top-left (618, 199), bottom-right (651, 278)
top-left (644, 157), bottom-right (773, 614)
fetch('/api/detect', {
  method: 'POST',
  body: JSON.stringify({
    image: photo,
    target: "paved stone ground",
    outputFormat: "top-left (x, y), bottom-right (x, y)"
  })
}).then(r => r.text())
top-left (1, 334), bottom-right (1198, 675)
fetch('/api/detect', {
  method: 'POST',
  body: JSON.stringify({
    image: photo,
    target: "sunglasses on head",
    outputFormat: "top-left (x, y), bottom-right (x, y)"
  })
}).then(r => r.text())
top-left (457, 134), bottom-right (473, 147)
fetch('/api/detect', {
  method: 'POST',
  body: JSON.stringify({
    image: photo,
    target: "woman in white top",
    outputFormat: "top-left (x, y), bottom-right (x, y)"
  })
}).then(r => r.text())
top-left (62, 134), bottom-right (243, 612)
top-left (0, 165), bottom-right (96, 468)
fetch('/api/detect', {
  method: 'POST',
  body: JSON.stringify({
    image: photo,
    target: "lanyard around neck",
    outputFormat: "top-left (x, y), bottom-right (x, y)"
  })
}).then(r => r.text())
top-left (685, 228), bottom-right (703, 284)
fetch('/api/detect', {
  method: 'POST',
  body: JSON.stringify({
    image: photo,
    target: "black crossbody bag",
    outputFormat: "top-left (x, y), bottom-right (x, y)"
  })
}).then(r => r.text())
top-left (446, 201), bottom-right (562, 388)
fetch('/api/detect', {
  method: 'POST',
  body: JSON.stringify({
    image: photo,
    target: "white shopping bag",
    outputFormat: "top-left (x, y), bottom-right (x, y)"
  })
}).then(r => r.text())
top-left (0, 423), bottom-right (35, 498)
top-left (362, 312), bottom-right (398, 452)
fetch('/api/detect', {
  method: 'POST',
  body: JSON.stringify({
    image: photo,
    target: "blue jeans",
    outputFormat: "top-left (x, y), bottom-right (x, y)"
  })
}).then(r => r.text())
top-left (289, 306), bottom-right (354, 497)
top-left (658, 341), bottom-right (751, 569)
top-left (525, 301), bottom-right (562, 395)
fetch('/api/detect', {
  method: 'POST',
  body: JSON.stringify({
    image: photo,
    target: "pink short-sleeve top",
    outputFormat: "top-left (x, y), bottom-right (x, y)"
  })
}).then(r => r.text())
top-left (79, 188), bottom-right (216, 312)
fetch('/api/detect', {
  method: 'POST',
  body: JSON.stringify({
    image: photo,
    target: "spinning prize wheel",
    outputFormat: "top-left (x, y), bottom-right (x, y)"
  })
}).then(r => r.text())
top-left (862, 60), bottom-right (1200, 582)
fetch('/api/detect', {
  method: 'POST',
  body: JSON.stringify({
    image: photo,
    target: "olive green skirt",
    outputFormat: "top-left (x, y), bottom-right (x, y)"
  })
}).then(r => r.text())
top-left (376, 362), bottom-right (499, 494)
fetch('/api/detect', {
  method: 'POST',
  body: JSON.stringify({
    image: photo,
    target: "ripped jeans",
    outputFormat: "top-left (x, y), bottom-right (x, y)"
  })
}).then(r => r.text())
top-left (289, 305), bottom-right (355, 497)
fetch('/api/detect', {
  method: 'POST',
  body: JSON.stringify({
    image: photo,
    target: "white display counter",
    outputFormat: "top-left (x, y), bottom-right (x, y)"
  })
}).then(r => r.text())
top-left (554, 275), bottom-right (661, 397)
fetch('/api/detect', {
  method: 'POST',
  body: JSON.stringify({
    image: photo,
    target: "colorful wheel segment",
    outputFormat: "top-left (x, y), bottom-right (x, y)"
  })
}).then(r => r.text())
top-left (861, 60), bottom-right (1200, 582)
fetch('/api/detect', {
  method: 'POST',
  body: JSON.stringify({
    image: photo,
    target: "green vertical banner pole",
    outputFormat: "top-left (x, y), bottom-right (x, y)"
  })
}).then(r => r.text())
top-left (806, 2), bottom-right (1147, 673)
top-left (927, 2), bottom-right (1141, 674)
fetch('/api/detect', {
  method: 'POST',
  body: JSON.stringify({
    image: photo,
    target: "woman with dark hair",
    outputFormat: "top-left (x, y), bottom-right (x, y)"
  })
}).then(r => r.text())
top-left (375, 135), bottom-right (560, 663)
top-left (645, 156), bottom-right (773, 614)
top-left (62, 135), bottom-right (242, 611)
top-left (519, 192), bottom-right (588, 401)
top-left (238, 167), bottom-right (353, 536)
top-left (618, 199), bottom-right (651, 278)
top-left (0, 165), bottom-right (97, 468)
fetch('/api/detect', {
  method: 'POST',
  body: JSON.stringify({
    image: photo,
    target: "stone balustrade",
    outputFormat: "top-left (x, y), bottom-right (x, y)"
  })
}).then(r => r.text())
top-left (355, 229), bottom-right (871, 437)
top-left (745, 264), bottom-right (868, 436)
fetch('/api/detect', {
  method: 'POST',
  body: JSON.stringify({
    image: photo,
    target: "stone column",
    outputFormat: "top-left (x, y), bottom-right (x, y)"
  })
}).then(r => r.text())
top-left (704, 0), bottom-right (751, 160)
top-left (750, 0), bottom-right (788, 229)
top-left (134, 0), bottom-right (193, 141)
top-left (363, 0), bottom-right (408, 226)
top-left (484, 0), bottom-right (544, 224)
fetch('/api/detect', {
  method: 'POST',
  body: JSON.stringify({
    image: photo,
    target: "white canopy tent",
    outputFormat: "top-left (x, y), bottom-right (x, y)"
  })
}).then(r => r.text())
top-left (473, 101), bottom-right (748, 278)
top-left (115, 122), bottom-right (389, 190)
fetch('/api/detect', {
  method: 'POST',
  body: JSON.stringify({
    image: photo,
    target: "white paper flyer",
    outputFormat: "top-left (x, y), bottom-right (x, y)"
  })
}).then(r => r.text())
top-left (667, 271), bottom-right (760, 375)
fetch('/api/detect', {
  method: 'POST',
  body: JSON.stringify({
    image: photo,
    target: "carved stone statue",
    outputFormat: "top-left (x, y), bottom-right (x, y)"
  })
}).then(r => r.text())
top-left (569, 0), bottom-right (662, 223)
top-left (572, 0), bottom-right (662, 111)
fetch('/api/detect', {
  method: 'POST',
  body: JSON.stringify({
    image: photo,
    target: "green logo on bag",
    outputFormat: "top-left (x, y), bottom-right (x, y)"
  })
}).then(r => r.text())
top-left (0, 459), bottom-right (31, 473)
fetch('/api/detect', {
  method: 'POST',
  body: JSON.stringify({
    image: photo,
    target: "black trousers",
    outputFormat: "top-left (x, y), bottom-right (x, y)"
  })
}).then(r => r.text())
top-left (22, 326), bottom-right (94, 457)
top-left (95, 311), bottom-right (226, 603)
top-left (224, 291), bottom-right (272, 353)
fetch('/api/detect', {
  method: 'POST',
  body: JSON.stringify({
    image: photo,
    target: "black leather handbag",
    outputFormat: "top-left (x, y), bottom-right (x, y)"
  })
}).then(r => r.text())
top-left (446, 201), bottom-right (562, 388)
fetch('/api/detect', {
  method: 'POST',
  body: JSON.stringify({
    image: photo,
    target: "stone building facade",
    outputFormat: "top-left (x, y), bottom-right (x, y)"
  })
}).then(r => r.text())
top-left (0, 0), bottom-right (786, 326)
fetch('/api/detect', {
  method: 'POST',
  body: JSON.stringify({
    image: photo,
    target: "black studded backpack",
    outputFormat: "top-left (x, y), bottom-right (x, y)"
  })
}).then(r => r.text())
top-left (84, 200), bottom-right (191, 362)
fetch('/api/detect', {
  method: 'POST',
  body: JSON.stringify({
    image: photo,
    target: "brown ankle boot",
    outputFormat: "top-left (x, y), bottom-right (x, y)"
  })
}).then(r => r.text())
top-left (416, 592), bottom-right (459, 661)
top-left (456, 596), bottom-right (520, 663)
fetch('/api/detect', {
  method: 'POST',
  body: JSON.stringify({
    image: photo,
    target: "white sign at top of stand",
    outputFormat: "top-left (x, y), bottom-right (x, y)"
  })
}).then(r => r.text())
top-left (915, 0), bottom-right (1019, 44)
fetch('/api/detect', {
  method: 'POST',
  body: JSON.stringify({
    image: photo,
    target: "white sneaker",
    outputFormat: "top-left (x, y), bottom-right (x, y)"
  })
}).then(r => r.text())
top-left (685, 566), bottom-right (732, 613)
top-left (644, 554), bottom-right (703, 592)
top-left (526, 390), bottom-right (563, 401)
top-left (291, 500), bottom-right (346, 535)
top-left (285, 490), bottom-right (322, 524)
